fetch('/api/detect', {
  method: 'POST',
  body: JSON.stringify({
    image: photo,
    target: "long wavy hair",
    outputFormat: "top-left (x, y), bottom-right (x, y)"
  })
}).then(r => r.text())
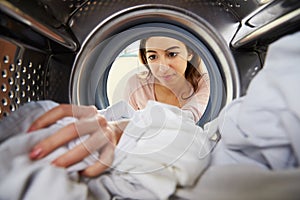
top-left (138, 37), bottom-right (203, 94)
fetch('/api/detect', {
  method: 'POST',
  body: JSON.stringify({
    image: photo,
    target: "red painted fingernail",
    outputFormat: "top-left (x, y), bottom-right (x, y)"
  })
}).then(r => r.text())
top-left (29, 147), bottom-right (43, 159)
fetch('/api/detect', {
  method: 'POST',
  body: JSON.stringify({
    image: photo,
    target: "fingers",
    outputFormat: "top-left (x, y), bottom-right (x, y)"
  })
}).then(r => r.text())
top-left (28, 104), bottom-right (98, 132)
top-left (81, 143), bottom-right (115, 177)
top-left (27, 104), bottom-right (117, 178)
top-left (51, 124), bottom-right (115, 168)
top-left (29, 113), bottom-right (116, 178)
top-left (27, 104), bottom-right (73, 132)
top-left (51, 142), bottom-right (92, 167)
top-left (29, 114), bottom-right (108, 160)
top-left (29, 122), bottom-right (79, 159)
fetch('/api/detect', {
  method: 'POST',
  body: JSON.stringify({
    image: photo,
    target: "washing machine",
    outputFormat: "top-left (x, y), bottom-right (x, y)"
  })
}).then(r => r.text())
top-left (0, 0), bottom-right (299, 126)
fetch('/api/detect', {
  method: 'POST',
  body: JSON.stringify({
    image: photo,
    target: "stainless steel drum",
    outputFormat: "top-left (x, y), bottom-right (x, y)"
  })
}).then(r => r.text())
top-left (0, 0), bottom-right (299, 125)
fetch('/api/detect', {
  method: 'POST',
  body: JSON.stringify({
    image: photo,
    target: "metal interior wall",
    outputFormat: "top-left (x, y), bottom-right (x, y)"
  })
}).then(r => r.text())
top-left (2, 0), bottom-right (299, 120)
top-left (0, 0), bottom-right (267, 119)
top-left (0, 0), bottom-right (78, 119)
top-left (0, 36), bottom-right (47, 118)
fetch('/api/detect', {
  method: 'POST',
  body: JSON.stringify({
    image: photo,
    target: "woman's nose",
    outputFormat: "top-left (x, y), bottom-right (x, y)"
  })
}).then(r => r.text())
top-left (158, 57), bottom-right (169, 72)
top-left (159, 63), bottom-right (169, 72)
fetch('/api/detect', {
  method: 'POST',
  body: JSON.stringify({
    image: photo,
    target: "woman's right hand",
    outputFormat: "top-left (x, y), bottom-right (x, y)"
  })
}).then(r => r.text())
top-left (27, 104), bottom-right (121, 177)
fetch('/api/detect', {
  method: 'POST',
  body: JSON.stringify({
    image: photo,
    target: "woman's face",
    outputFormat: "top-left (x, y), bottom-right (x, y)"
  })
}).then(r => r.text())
top-left (145, 37), bottom-right (192, 86)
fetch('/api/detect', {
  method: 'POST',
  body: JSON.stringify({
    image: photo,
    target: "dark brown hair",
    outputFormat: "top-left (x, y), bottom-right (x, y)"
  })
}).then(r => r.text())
top-left (138, 37), bottom-right (203, 93)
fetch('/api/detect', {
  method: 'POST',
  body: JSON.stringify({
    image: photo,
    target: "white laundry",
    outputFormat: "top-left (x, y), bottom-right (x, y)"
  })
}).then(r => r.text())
top-left (0, 100), bottom-right (149, 200)
top-left (210, 31), bottom-right (300, 170)
top-left (111, 101), bottom-right (211, 199)
top-left (0, 100), bottom-right (211, 200)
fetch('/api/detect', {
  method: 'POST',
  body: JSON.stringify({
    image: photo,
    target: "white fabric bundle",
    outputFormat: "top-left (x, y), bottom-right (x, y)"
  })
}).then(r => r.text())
top-left (113, 100), bottom-right (211, 199)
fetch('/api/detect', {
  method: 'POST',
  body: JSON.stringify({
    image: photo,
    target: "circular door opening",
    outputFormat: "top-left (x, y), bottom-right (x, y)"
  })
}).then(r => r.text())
top-left (70, 5), bottom-right (240, 125)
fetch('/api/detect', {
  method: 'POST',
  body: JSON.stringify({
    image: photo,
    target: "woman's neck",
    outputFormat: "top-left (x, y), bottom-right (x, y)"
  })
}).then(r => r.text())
top-left (154, 84), bottom-right (181, 107)
top-left (154, 77), bottom-right (193, 107)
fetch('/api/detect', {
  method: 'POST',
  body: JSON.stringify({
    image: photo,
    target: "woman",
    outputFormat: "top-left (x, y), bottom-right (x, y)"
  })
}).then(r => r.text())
top-left (0, 36), bottom-right (210, 199)
top-left (26, 36), bottom-right (210, 176)
top-left (124, 36), bottom-right (209, 122)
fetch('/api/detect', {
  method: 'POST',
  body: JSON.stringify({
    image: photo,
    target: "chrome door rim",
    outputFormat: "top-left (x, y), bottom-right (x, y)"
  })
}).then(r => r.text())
top-left (70, 4), bottom-right (240, 123)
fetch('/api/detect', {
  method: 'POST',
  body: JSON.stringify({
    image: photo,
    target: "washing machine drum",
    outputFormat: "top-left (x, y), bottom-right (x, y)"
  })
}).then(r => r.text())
top-left (70, 4), bottom-right (241, 126)
top-left (1, 1), bottom-right (299, 123)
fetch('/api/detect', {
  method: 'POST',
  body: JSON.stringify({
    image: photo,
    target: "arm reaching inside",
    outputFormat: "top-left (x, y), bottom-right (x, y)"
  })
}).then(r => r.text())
top-left (28, 104), bottom-right (130, 177)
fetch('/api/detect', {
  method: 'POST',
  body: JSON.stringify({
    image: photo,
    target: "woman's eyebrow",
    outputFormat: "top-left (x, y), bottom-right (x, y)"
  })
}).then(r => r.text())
top-left (165, 46), bottom-right (180, 51)
top-left (146, 50), bottom-right (157, 53)
top-left (146, 46), bottom-right (180, 53)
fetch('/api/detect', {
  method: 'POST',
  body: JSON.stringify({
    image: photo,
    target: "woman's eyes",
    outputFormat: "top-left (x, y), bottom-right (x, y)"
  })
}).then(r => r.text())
top-left (147, 55), bottom-right (157, 61)
top-left (168, 52), bottom-right (178, 58)
top-left (147, 52), bottom-right (179, 61)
